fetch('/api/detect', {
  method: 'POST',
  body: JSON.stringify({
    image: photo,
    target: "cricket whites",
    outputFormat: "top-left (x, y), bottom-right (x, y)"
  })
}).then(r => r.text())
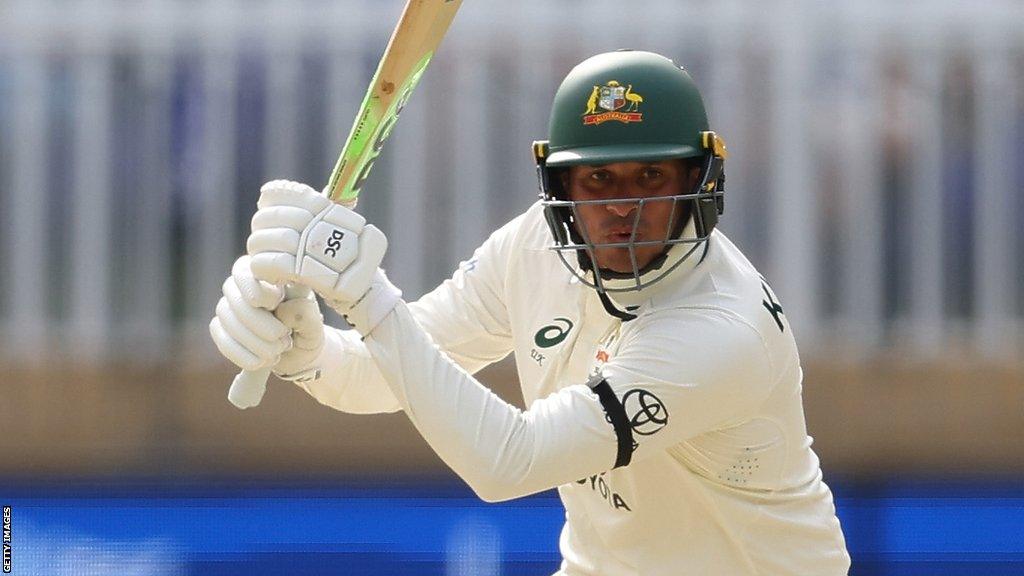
top-left (228, 0), bottom-right (464, 409)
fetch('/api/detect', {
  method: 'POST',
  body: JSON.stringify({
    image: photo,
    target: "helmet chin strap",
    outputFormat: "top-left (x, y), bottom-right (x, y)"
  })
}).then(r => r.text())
top-left (590, 238), bottom-right (676, 322)
top-left (595, 243), bottom-right (674, 281)
top-left (597, 290), bottom-right (638, 322)
top-left (589, 218), bottom-right (706, 321)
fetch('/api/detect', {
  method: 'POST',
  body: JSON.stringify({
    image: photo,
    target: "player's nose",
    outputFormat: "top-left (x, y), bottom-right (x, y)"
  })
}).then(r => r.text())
top-left (606, 201), bottom-right (638, 218)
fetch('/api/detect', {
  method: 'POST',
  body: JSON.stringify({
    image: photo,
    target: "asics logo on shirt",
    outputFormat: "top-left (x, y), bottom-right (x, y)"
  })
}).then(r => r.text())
top-left (534, 318), bottom-right (574, 348)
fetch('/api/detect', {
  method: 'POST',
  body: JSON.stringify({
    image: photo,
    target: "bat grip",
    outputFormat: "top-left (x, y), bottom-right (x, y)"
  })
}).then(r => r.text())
top-left (228, 367), bottom-right (271, 409)
top-left (228, 284), bottom-right (311, 409)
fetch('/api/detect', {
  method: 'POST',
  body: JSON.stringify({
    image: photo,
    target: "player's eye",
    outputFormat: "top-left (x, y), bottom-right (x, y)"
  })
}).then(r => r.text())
top-left (588, 170), bottom-right (612, 183)
top-left (641, 168), bottom-right (665, 181)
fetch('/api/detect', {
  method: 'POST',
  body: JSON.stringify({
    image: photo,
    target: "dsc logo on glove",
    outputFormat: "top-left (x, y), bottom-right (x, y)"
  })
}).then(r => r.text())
top-left (325, 229), bottom-right (346, 258)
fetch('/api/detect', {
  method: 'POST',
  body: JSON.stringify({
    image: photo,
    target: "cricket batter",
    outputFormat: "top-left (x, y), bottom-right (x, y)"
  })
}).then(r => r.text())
top-left (211, 50), bottom-right (851, 574)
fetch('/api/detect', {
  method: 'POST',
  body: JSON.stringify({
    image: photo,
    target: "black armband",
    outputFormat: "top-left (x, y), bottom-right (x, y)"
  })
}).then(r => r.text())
top-left (587, 375), bottom-right (635, 469)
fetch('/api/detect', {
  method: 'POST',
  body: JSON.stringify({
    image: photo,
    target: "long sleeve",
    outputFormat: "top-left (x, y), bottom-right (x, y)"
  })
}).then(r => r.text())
top-left (365, 300), bottom-right (619, 502)
top-left (404, 214), bottom-right (519, 373)
top-left (362, 301), bottom-right (775, 502)
top-left (293, 214), bottom-right (521, 414)
top-left (292, 326), bottom-right (402, 414)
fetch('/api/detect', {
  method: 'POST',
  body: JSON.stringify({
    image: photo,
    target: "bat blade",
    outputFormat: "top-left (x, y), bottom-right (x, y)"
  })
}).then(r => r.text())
top-left (326, 0), bottom-right (463, 205)
top-left (229, 0), bottom-right (463, 409)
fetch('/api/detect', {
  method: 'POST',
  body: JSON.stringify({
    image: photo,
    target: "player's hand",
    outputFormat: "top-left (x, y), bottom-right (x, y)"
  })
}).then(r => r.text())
top-left (209, 255), bottom-right (325, 381)
top-left (246, 180), bottom-right (400, 335)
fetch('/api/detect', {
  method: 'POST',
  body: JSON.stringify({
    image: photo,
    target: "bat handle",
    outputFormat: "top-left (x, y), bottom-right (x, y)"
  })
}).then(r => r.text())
top-left (228, 284), bottom-right (310, 409)
top-left (228, 367), bottom-right (271, 409)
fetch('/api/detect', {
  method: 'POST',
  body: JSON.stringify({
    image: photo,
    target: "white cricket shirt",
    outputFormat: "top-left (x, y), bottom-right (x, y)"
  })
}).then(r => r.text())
top-left (298, 202), bottom-right (850, 575)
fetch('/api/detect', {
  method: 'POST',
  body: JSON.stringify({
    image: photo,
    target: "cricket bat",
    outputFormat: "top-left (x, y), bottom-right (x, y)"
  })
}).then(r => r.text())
top-left (228, 0), bottom-right (464, 409)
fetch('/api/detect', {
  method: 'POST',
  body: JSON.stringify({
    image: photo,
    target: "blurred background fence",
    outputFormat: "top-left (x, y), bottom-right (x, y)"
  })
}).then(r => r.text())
top-left (0, 0), bottom-right (1022, 574)
top-left (2, 0), bottom-right (1023, 363)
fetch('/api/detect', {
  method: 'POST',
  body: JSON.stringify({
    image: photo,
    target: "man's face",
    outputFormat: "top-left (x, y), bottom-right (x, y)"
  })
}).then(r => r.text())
top-left (563, 160), bottom-right (700, 274)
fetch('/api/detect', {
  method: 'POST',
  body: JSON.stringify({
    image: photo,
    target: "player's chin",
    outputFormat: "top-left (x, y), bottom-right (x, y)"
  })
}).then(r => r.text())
top-left (593, 246), bottom-right (665, 275)
top-left (592, 248), bottom-right (636, 274)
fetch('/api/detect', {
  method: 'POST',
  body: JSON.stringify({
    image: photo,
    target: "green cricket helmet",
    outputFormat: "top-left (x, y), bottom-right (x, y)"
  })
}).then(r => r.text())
top-left (534, 50), bottom-right (727, 300)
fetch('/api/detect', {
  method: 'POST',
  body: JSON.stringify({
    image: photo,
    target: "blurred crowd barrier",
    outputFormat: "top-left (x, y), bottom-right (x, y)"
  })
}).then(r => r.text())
top-left (0, 0), bottom-right (1022, 478)
top-left (1, 358), bottom-right (1023, 477)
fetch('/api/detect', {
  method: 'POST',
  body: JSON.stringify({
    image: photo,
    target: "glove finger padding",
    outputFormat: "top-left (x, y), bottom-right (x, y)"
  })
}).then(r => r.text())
top-left (249, 252), bottom-right (298, 285)
top-left (216, 297), bottom-right (292, 360)
top-left (231, 255), bottom-right (283, 310)
top-left (222, 278), bottom-right (291, 342)
top-left (251, 205), bottom-right (316, 232)
top-left (257, 180), bottom-right (330, 213)
top-left (246, 228), bottom-right (301, 258)
top-left (209, 317), bottom-right (270, 372)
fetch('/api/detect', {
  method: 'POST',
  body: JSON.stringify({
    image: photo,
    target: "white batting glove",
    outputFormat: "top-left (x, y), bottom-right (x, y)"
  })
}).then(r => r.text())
top-left (209, 255), bottom-right (325, 380)
top-left (246, 180), bottom-right (400, 336)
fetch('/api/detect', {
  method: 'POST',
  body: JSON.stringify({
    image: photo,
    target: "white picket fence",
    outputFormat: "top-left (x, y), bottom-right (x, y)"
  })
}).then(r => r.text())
top-left (0, 0), bottom-right (1021, 363)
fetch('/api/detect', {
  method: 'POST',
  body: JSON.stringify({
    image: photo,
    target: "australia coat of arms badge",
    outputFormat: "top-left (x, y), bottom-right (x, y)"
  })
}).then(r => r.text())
top-left (582, 81), bottom-right (644, 126)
